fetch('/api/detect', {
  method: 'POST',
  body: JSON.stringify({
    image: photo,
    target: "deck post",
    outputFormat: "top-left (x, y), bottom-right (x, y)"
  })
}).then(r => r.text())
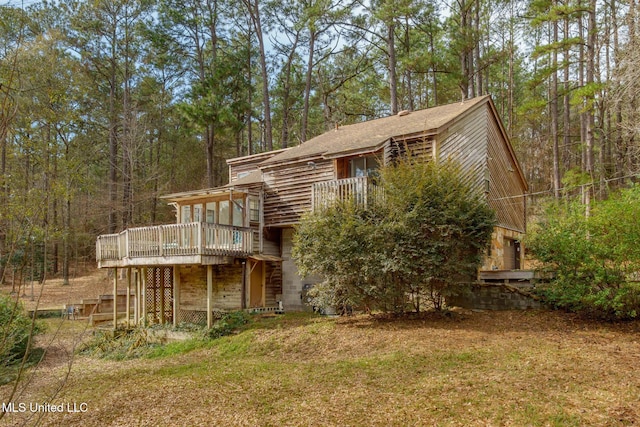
top-left (207, 265), bottom-right (213, 328)
top-left (173, 266), bottom-right (180, 327)
top-left (158, 226), bottom-right (164, 257)
top-left (259, 191), bottom-right (264, 253)
top-left (126, 267), bottom-right (131, 328)
top-left (261, 261), bottom-right (266, 308)
top-left (134, 268), bottom-right (140, 325)
top-left (141, 267), bottom-right (147, 326)
top-left (113, 267), bottom-right (118, 330)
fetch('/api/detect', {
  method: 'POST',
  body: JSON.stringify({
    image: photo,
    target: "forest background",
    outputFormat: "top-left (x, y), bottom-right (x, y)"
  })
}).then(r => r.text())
top-left (0, 0), bottom-right (638, 285)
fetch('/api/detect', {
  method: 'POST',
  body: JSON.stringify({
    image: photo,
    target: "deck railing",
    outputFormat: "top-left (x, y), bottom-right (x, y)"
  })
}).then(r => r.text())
top-left (312, 176), bottom-right (383, 211)
top-left (96, 222), bottom-right (253, 262)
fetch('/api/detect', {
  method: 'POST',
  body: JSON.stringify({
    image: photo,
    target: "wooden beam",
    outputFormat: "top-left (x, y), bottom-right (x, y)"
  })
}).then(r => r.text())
top-left (261, 261), bottom-right (266, 308)
top-left (141, 267), bottom-right (147, 326)
top-left (113, 267), bottom-right (118, 330)
top-left (173, 266), bottom-right (180, 327)
top-left (241, 261), bottom-right (247, 310)
top-left (134, 268), bottom-right (140, 325)
top-left (126, 268), bottom-right (131, 328)
top-left (207, 265), bottom-right (213, 328)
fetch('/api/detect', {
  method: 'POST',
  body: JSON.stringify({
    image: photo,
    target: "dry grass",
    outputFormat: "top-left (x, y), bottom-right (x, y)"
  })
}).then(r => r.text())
top-left (1, 309), bottom-right (639, 427)
top-left (1, 269), bottom-right (112, 313)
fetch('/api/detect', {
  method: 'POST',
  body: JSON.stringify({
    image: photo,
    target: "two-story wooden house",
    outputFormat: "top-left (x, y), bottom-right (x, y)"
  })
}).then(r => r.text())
top-left (96, 95), bottom-right (528, 327)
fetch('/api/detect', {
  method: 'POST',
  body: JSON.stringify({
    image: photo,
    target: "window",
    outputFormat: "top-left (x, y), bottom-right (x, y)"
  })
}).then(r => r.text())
top-left (181, 205), bottom-right (191, 223)
top-left (219, 200), bottom-right (230, 225)
top-left (349, 155), bottom-right (379, 178)
top-left (193, 204), bottom-right (203, 222)
top-left (249, 197), bottom-right (260, 222)
top-left (233, 199), bottom-right (244, 227)
top-left (206, 202), bottom-right (216, 223)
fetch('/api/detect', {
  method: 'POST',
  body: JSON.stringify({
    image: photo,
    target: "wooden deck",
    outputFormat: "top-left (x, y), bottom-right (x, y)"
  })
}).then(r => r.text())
top-left (96, 222), bottom-right (253, 268)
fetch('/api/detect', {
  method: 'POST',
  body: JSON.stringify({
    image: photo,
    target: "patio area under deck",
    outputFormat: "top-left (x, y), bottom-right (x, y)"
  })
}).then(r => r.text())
top-left (96, 222), bottom-right (254, 268)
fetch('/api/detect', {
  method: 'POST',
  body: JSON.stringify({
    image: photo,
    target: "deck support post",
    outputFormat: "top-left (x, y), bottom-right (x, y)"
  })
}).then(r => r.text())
top-left (134, 268), bottom-right (140, 325)
top-left (126, 267), bottom-right (131, 328)
top-left (173, 266), bottom-right (180, 327)
top-left (113, 267), bottom-right (118, 330)
top-left (261, 261), bottom-right (266, 308)
top-left (141, 267), bottom-right (147, 326)
top-left (207, 265), bottom-right (213, 328)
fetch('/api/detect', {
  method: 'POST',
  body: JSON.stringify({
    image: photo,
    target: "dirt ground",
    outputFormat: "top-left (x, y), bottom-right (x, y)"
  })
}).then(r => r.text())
top-left (1, 269), bottom-right (113, 312)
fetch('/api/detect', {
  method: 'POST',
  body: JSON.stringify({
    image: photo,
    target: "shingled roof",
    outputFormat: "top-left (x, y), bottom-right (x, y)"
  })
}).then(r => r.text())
top-left (260, 95), bottom-right (491, 166)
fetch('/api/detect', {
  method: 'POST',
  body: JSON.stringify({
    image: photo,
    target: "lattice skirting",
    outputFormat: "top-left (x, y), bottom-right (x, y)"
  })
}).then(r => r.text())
top-left (177, 309), bottom-right (225, 326)
top-left (145, 267), bottom-right (173, 324)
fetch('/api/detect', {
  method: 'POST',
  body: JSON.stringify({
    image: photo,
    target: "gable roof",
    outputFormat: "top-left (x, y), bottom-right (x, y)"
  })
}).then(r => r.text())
top-left (260, 95), bottom-right (491, 166)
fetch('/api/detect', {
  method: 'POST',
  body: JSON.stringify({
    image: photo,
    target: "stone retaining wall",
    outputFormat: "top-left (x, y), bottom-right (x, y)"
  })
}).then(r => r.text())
top-left (447, 282), bottom-right (542, 310)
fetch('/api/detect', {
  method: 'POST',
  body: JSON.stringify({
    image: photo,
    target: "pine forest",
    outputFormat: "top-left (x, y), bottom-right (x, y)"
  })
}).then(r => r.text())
top-left (1, 0), bottom-right (639, 283)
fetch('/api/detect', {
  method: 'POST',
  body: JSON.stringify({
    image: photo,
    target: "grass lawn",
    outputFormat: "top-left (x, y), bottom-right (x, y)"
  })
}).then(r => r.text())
top-left (1, 310), bottom-right (639, 426)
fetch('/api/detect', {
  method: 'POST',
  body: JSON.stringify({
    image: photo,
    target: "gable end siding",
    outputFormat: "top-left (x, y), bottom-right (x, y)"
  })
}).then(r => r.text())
top-left (437, 105), bottom-right (489, 194)
top-left (486, 112), bottom-right (526, 232)
top-left (263, 159), bottom-right (335, 226)
top-left (436, 104), bottom-right (525, 233)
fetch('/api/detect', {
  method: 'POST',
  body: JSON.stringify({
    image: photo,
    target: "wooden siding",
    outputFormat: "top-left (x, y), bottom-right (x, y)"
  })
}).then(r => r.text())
top-left (227, 149), bottom-right (287, 182)
top-left (437, 105), bottom-right (489, 194)
top-left (385, 137), bottom-right (434, 164)
top-left (263, 158), bottom-right (335, 226)
top-left (435, 104), bottom-right (525, 232)
top-left (486, 113), bottom-right (526, 232)
top-left (229, 162), bottom-right (260, 182)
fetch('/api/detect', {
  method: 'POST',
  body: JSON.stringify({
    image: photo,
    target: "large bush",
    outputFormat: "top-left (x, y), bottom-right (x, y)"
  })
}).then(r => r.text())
top-left (0, 294), bottom-right (42, 368)
top-left (528, 186), bottom-right (640, 319)
top-left (293, 159), bottom-right (496, 314)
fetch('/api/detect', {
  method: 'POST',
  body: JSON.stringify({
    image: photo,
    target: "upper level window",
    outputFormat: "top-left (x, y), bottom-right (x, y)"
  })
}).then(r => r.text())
top-left (349, 155), bottom-right (379, 178)
top-left (249, 197), bottom-right (260, 222)
top-left (178, 196), bottom-right (249, 227)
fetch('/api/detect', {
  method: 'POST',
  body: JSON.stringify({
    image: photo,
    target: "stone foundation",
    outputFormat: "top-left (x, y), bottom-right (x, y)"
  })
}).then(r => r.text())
top-left (447, 270), bottom-right (543, 310)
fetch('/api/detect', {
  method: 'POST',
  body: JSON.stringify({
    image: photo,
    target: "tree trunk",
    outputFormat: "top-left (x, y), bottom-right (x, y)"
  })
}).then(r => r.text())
top-left (301, 30), bottom-right (315, 142)
top-left (563, 15), bottom-right (571, 174)
top-left (551, 10), bottom-right (560, 198)
top-left (404, 17), bottom-right (414, 111)
top-left (280, 31), bottom-right (300, 148)
top-left (388, 21), bottom-right (398, 114)
top-left (245, 0), bottom-right (273, 151)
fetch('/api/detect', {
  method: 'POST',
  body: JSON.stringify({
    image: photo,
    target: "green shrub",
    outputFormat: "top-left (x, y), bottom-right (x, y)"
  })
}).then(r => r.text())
top-left (294, 159), bottom-right (495, 314)
top-left (203, 311), bottom-right (251, 339)
top-left (0, 294), bottom-right (43, 367)
top-left (528, 186), bottom-right (640, 320)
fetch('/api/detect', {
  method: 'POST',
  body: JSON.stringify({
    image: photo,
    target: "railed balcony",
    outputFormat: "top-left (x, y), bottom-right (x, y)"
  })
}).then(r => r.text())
top-left (96, 222), bottom-right (253, 268)
top-left (312, 176), bottom-right (383, 211)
